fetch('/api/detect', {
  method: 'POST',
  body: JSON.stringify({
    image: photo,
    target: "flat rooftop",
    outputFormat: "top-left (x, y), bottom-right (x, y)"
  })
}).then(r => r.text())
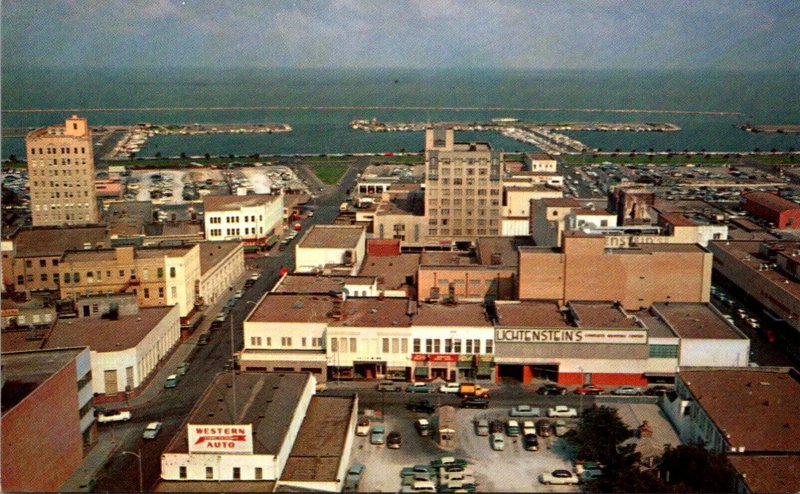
top-left (359, 253), bottom-right (420, 291)
top-left (13, 226), bottom-right (108, 257)
top-left (495, 301), bottom-right (570, 328)
top-left (420, 251), bottom-right (477, 266)
top-left (198, 241), bottom-right (242, 275)
top-left (476, 237), bottom-right (533, 267)
top-left (631, 310), bottom-right (679, 338)
top-left (652, 303), bottom-right (746, 339)
top-left (202, 193), bottom-right (280, 212)
top-left (298, 225), bottom-right (364, 249)
top-left (744, 191), bottom-right (800, 213)
top-left (274, 274), bottom-right (346, 294)
top-left (164, 372), bottom-right (310, 455)
top-left (248, 295), bottom-right (412, 327)
top-left (1, 348), bottom-right (86, 414)
top-left (44, 307), bottom-right (175, 352)
top-left (569, 302), bottom-right (643, 329)
top-left (280, 395), bottom-right (355, 482)
top-left (680, 367), bottom-right (800, 453)
top-left (62, 245), bottom-right (193, 263)
top-left (414, 303), bottom-right (493, 327)
top-left (710, 240), bottom-right (800, 299)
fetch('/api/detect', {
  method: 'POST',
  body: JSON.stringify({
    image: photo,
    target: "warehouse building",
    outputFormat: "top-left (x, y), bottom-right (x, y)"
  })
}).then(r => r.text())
top-left (742, 191), bottom-right (800, 229)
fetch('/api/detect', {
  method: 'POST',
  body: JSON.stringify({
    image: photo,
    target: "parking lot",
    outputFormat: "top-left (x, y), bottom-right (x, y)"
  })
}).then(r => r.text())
top-left (349, 403), bottom-right (581, 493)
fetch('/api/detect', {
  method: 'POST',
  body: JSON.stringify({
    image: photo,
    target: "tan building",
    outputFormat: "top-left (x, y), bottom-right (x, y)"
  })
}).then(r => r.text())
top-left (59, 245), bottom-right (201, 317)
top-left (530, 197), bottom-right (582, 247)
top-left (26, 116), bottom-right (99, 226)
top-left (4, 226), bottom-right (108, 294)
top-left (373, 185), bottom-right (427, 246)
top-left (198, 240), bottom-right (245, 306)
top-left (424, 126), bottom-right (503, 241)
top-left (518, 232), bottom-right (712, 309)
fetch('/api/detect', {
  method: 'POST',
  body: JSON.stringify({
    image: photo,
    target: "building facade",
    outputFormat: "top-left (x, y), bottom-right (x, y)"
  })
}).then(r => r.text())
top-left (742, 191), bottom-right (800, 229)
top-left (203, 193), bottom-right (283, 246)
top-left (295, 225), bottom-right (366, 276)
top-left (26, 116), bottom-right (99, 226)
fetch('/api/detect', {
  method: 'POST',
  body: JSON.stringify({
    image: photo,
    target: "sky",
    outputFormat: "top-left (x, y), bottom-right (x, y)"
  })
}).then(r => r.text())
top-left (2, 0), bottom-right (799, 70)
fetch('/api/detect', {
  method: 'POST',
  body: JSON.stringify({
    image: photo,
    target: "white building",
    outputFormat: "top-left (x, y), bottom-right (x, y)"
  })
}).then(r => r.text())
top-left (501, 184), bottom-right (563, 236)
top-left (203, 193), bottom-right (283, 246)
top-left (43, 305), bottom-right (181, 396)
top-left (159, 372), bottom-right (357, 492)
top-left (295, 225), bottom-right (366, 276)
top-left (524, 152), bottom-right (558, 172)
top-left (198, 241), bottom-right (245, 306)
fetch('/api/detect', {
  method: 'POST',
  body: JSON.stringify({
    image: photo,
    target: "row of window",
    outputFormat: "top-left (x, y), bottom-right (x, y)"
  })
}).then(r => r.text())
top-left (30, 165), bottom-right (90, 176)
top-left (178, 466), bottom-right (262, 480)
top-left (61, 267), bottom-right (176, 284)
top-left (29, 146), bottom-right (87, 155)
top-left (208, 215), bottom-right (263, 224)
top-left (428, 228), bottom-right (500, 236)
top-left (250, 336), bottom-right (324, 348)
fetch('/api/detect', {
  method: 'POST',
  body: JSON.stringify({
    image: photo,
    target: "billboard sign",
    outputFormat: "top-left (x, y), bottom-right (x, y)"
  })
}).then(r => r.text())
top-left (188, 424), bottom-right (253, 454)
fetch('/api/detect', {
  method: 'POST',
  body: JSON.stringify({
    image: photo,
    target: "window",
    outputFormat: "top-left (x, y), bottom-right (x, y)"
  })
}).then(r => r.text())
top-left (281, 337), bottom-right (292, 347)
top-left (383, 338), bottom-right (390, 353)
top-left (425, 339), bottom-right (433, 353)
top-left (485, 340), bottom-right (493, 354)
top-left (473, 339), bottom-right (481, 353)
top-left (158, 287), bottom-right (164, 298)
top-left (64, 273), bottom-right (71, 283)
top-left (171, 286), bottom-right (177, 298)
top-left (465, 339), bottom-right (473, 353)
top-left (25, 260), bottom-right (32, 268)
top-left (433, 340), bottom-right (440, 353)
top-left (40, 273), bottom-right (48, 281)
top-left (144, 288), bottom-right (150, 298)
top-left (255, 467), bottom-right (263, 480)
top-left (331, 338), bottom-right (339, 352)
top-left (206, 467), bottom-right (213, 480)
top-left (350, 338), bottom-right (357, 353)
top-left (233, 467), bottom-right (241, 480)
top-left (454, 339), bottom-right (462, 353)
top-left (444, 339), bottom-right (453, 353)
top-left (402, 339), bottom-right (408, 353)
top-left (119, 270), bottom-right (125, 277)
top-left (157, 267), bottom-right (163, 278)
top-left (73, 272), bottom-right (80, 282)
top-left (649, 345), bottom-right (678, 358)
top-left (413, 338), bottom-right (421, 353)
top-left (251, 336), bottom-right (262, 346)
top-left (179, 466), bottom-right (187, 479)
top-left (17, 275), bottom-right (24, 285)
top-left (266, 337), bottom-right (272, 346)
top-left (39, 259), bottom-right (47, 267)
top-left (169, 267), bottom-right (176, 278)
top-left (392, 338), bottom-right (399, 353)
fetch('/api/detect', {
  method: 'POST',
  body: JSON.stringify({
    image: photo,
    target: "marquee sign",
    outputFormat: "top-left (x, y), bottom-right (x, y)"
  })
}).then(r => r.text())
top-left (495, 328), bottom-right (646, 345)
top-left (188, 424), bottom-right (253, 454)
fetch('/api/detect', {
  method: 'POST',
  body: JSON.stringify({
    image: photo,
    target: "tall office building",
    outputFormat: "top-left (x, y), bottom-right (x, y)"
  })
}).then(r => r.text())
top-left (424, 126), bottom-right (503, 240)
top-left (26, 115), bottom-right (99, 226)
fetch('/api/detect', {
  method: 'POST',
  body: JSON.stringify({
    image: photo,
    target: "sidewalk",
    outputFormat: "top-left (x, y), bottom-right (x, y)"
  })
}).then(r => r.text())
top-left (60, 270), bottom-right (252, 491)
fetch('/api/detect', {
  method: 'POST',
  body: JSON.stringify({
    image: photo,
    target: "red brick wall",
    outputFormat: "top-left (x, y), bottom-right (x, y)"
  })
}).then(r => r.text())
top-left (558, 372), bottom-right (648, 386)
top-left (1, 360), bottom-right (84, 492)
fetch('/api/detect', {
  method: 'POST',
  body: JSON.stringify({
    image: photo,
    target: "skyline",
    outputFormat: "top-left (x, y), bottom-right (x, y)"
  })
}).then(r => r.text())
top-left (2, 0), bottom-right (799, 71)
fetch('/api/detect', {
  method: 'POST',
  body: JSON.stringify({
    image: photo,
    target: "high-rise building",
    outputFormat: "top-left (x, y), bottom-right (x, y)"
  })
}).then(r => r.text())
top-left (424, 126), bottom-right (503, 241)
top-left (26, 115), bottom-right (99, 226)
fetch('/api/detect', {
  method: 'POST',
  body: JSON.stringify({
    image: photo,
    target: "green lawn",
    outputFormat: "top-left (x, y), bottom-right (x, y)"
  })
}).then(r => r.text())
top-left (560, 153), bottom-right (800, 166)
top-left (312, 164), bottom-right (349, 184)
top-left (374, 155), bottom-right (424, 164)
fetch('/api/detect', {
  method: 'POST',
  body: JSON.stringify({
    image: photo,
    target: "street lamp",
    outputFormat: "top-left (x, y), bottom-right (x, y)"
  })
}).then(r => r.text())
top-left (120, 449), bottom-right (143, 493)
top-left (578, 366), bottom-right (584, 417)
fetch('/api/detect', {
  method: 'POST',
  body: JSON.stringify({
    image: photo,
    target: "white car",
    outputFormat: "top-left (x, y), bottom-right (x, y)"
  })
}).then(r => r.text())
top-left (96, 409), bottom-right (132, 424)
top-left (539, 469), bottom-right (580, 485)
top-left (548, 405), bottom-right (578, 418)
top-left (490, 432), bottom-right (505, 451)
top-left (439, 382), bottom-right (461, 394)
top-left (522, 420), bottom-right (536, 436)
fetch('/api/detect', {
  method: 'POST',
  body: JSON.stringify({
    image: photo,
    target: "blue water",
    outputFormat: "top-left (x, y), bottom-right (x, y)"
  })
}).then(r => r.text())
top-left (2, 67), bottom-right (799, 158)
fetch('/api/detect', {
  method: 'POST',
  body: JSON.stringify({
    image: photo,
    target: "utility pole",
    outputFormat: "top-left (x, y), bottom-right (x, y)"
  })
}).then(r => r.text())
top-left (230, 287), bottom-right (237, 423)
top-left (121, 449), bottom-right (143, 493)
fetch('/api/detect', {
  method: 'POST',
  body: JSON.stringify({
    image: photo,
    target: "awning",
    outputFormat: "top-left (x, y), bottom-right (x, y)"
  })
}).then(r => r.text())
top-left (414, 366), bottom-right (428, 377)
top-left (476, 362), bottom-right (494, 376)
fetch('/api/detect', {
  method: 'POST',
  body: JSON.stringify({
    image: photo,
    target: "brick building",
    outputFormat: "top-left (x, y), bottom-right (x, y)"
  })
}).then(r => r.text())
top-left (742, 191), bottom-right (800, 229)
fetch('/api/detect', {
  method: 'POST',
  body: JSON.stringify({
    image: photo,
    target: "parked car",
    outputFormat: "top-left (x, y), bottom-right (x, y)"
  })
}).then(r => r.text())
top-left (142, 421), bottom-right (162, 439)
top-left (430, 457), bottom-right (468, 469)
top-left (536, 419), bottom-right (553, 437)
top-left (490, 432), bottom-right (505, 451)
top-left (406, 399), bottom-right (436, 414)
top-left (387, 431), bottom-right (402, 449)
top-left (460, 397), bottom-right (489, 409)
top-left (536, 384), bottom-right (567, 396)
top-left (474, 419), bottom-right (489, 436)
top-left (522, 420), bottom-right (536, 436)
top-left (539, 469), bottom-right (580, 485)
top-left (554, 419), bottom-right (569, 437)
top-left (506, 420), bottom-right (520, 437)
top-left (211, 312), bottom-right (226, 328)
top-left (197, 332), bottom-right (210, 345)
top-left (439, 382), bottom-right (461, 394)
top-left (575, 384), bottom-right (605, 395)
top-left (356, 417), bottom-right (370, 436)
top-left (406, 382), bottom-right (434, 393)
top-left (612, 385), bottom-right (643, 396)
top-left (233, 289), bottom-right (245, 300)
top-left (96, 409), bottom-right (131, 424)
top-left (644, 385), bottom-right (673, 396)
top-left (249, 272), bottom-right (261, 281)
top-left (370, 425), bottom-right (385, 445)
top-left (343, 463), bottom-right (364, 492)
top-left (510, 405), bottom-right (541, 417)
top-left (414, 418), bottom-right (432, 437)
top-left (222, 359), bottom-right (235, 371)
top-left (400, 480), bottom-right (436, 493)
top-left (403, 473), bottom-right (436, 486)
top-left (376, 380), bottom-right (402, 392)
top-left (548, 405), bottom-right (578, 418)
top-left (176, 362), bottom-right (190, 376)
top-left (400, 465), bottom-right (436, 478)
top-left (164, 374), bottom-right (180, 388)
top-left (523, 433), bottom-right (539, 451)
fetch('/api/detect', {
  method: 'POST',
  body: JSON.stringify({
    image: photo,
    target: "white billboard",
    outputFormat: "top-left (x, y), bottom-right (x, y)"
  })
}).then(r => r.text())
top-left (188, 424), bottom-right (253, 454)
top-left (495, 328), bottom-right (646, 345)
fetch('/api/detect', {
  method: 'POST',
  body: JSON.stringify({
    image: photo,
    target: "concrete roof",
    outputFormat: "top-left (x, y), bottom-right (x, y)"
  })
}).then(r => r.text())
top-left (709, 240), bottom-right (800, 299)
top-left (198, 241), bottom-right (242, 275)
top-left (659, 213), bottom-right (698, 227)
top-left (728, 455), bottom-right (800, 494)
top-left (652, 303), bottom-right (746, 339)
top-left (274, 275), bottom-right (346, 295)
top-left (419, 251), bottom-right (476, 266)
top-left (475, 237), bottom-right (533, 267)
top-left (280, 395), bottom-right (355, 482)
top-left (248, 295), bottom-right (412, 327)
top-left (744, 191), bottom-right (800, 213)
top-left (1, 348), bottom-right (86, 414)
top-left (297, 225), bottom-right (364, 249)
top-left (495, 301), bottom-right (570, 328)
top-left (203, 193), bottom-right (281, 212)
top-left (525, 152), bottom-right (556, 161)
top-left (44, 307), bottom-right (175, 352)
top-left (13, 226), bottom-right (108, 257)
top-left (631, 309), bottom-right (679, 338)
top-left (539, 198), bottom-right (581, 208)
top-left (359, 254), bottom-right (420, 291)
top-left (156, 481), bottom-right (276, 492)
top-left (569, 302), bottom-right (643, 329)
top-left (680, 367), bottom-right (800, 453)
top-left (164, 372), bottom-right (311, 455)
top-left (413, 303), bottom-right (492, 327)
top-left (62, 244), bottom-right (193, 263)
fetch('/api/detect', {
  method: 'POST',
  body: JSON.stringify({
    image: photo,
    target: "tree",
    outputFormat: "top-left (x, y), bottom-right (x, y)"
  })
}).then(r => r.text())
top-left (204, 153), bottom-right (211, 160)
top-left (660, 444), bottom-right (736, 493)
top-left (7, 154), bottom-right (17, 162)
top-left (155, 151), bottom-right (162, 159)
top-left (180, 152), bottom-right (187, 159)
top-left (564, 406), bottom-right (636, 468)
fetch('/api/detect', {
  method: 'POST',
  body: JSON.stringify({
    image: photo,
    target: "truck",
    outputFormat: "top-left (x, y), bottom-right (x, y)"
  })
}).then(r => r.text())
top-left (458, 383), bottom-right (489, 398)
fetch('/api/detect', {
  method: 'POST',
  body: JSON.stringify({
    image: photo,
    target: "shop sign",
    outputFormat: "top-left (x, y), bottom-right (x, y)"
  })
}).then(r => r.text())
top-left (428, 354), bottom-right (459, 362)
top-left (1, 309), bottom-right (19, 317)
top-left (457, 355), bottom-right (474, 362)
top-left (495, 328), bottom-right (646, 345)
top-left (411, 354), bottom-right (427, 362)
top-left (188, 424), bottom-right (253, 453)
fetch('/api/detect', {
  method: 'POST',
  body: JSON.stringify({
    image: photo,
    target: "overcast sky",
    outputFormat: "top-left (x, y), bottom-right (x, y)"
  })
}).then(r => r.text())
top-left (2, 0), bottom-right (799, 70)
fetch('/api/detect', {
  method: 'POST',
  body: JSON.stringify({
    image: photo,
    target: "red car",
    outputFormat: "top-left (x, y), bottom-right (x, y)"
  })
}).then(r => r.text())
top-left (575, 384), bottom-right (605, 395)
